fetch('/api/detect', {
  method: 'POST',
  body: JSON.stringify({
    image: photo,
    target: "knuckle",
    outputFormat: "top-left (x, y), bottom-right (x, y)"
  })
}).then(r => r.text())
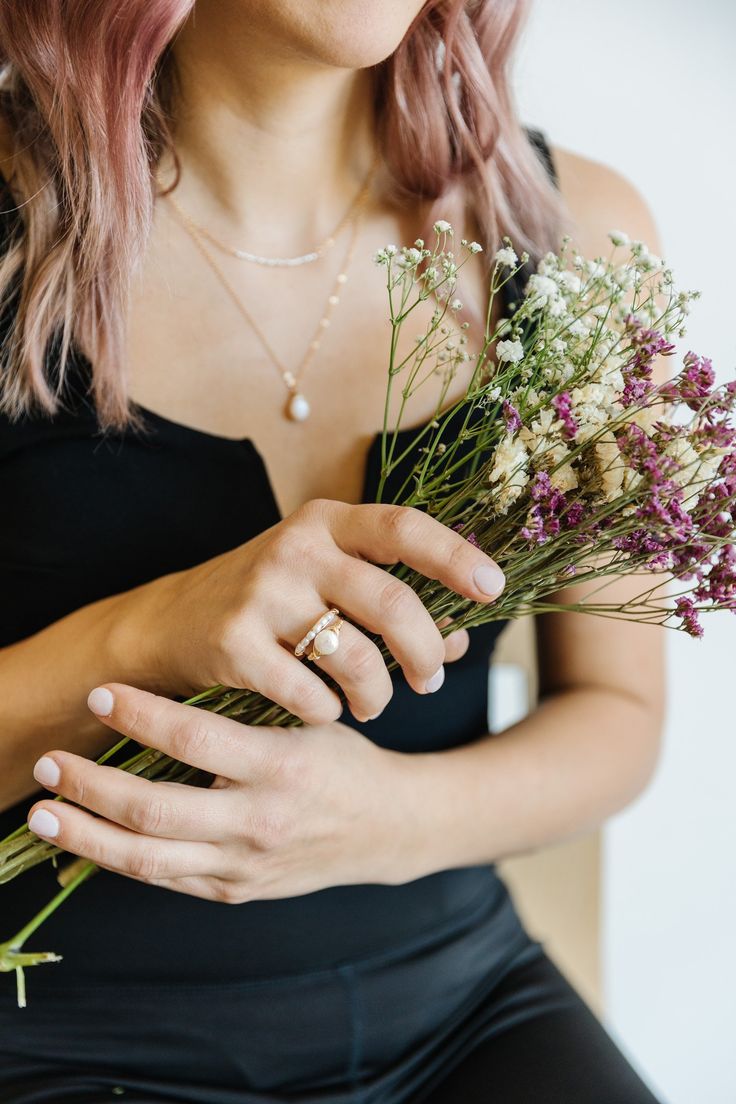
top-left (172, 718), bottom-right (213, 765)
top-left (256, 734), bottom-right (303, 787)
top-left (271, 526), bottom-right (306, 567)
top-left (218, 617), bottom-right (248, 664)
top-left (337, 555), bottom-right (366, 590)
top-left (64, 768), bottom-right (88, 809)
top-left (65, 826), bottom-right (95, 860)
top-left (247, 803), bottom-right (294, 853)
top-left (382, 505), bottom-right (422, 546)
top-left (341, 638), bottom-right (379, 683)
top-left (447, 537), bottom-right (473, 577)
top-left (310, 694), bottom-right (343, 725)
top-left (272, 518), bottom-right (320, 565)
top-left (296, 497), bottom-right (333, 526)
top-left (286, 676), bottom-right (336, 724)
top-left (377, 579), bottom-right (415, 623)
top-left (258, 656), bottom-right (289, 696)
top-left (128, 844), bottom-right (164, 882)
top-left (125, 703), bottom-right (149, 744)
top-left (126, 794), bottom-right (172, 836)
top-left (213, 880), bottom-right (251, 906)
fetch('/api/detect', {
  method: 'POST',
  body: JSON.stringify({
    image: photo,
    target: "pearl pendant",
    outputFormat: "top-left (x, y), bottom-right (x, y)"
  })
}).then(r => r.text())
top-left (313, 627), bottom-right (340, 656)
top-left (287, 392), bottom-right (310, 421)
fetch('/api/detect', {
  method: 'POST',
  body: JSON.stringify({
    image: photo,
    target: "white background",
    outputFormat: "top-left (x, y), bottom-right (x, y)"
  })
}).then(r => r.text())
top-left (513, 3), bottom-right (736, 1101)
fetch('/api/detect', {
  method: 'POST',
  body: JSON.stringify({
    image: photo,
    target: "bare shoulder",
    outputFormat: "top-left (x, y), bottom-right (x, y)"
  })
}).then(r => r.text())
top-left (548, 143), bottom-right (663, 257)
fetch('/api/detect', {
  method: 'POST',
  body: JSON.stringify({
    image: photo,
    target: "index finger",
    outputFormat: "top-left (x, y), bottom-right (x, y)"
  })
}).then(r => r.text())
top-left (86, 684), bottom-right (281, 784)
top-left (334, 504), bottom-right (505, 602)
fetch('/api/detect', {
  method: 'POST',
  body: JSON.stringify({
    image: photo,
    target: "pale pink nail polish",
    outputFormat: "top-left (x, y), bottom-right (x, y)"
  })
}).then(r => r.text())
top-left (426, 666), bottom-right (445, 693)
top-left (28, 809), bottom-right (60, 839)
top-left (473, 563), bottom-right (506, 597)
top-left (87, 687), bottom-right (114, 716)
top-left (33, 756), bottom-right (61, 788)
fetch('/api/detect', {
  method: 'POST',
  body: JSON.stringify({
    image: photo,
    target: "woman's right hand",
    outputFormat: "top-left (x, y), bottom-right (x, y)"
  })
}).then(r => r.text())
top-left (123, 500), bottom-right (506, 724)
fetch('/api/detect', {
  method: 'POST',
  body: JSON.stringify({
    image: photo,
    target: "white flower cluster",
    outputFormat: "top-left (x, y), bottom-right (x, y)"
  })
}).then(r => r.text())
top-left (375, 222), bottom-right (705, 523)
top-left (494, 246), bottom-right (518, 268)
top-left (496, 338), bottom-right (524, 364)
top-left (481, 231), bottom-right (700, 515)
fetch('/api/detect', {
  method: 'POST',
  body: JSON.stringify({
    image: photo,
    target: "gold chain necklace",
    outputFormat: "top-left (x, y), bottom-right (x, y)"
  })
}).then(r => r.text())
top-left (167, 192), bottom-right (366, 422)
top-left (168, 171), bottom-right (373, 268)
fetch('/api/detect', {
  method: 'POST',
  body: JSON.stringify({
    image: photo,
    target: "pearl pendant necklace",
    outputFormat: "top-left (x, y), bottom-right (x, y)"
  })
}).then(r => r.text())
top-left (167, 180), bottom-right (369, 423)
top-left (283, 374), bottom-right (311, 422)
top-left (287, 394), bottom-right (310, 421)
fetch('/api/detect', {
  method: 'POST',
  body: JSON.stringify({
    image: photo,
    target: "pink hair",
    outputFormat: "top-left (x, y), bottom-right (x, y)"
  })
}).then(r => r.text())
top-left (0, 0), bottom-right (569, 429)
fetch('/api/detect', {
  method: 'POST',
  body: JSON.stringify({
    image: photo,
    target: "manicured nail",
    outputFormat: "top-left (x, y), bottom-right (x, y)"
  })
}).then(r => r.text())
top-left (28, 809), bottom-right (60, 839)
top-left (473, 563), bottom-right (506, 597)
top-left (426, 666), bottom-right (445, 693)
top-left (87, 687), bottom-right (114, 716)
top-left (33, 756), bottom-right (61, 788)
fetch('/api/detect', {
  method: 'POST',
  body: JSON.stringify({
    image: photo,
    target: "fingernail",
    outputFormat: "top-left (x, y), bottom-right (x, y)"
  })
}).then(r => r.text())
top-left (33, 756), bottom-right (61, 788)
top-left (473, 564), bottom-right (506, 597)
top-left (28, 809), bottom-right (60, 839)
top-left (426, 666), bottom-right (445, 693)
top-left (87, 687), bottom-right (114, 716)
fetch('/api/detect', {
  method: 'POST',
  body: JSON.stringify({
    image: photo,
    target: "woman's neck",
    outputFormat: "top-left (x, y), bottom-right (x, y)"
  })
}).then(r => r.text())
top-left (164, 9), bottom-right (378, 252)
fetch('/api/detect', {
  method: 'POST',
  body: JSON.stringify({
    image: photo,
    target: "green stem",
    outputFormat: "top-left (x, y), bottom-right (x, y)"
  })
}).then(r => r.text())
top-left (0, 860), bottom-right (97, 1006)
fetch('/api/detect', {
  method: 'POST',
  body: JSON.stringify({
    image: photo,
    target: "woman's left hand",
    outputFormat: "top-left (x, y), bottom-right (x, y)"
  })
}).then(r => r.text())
top-left (26, 683), bottom-right (427, 903)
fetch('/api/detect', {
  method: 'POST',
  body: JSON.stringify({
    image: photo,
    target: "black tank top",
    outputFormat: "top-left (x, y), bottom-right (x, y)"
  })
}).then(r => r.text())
top-left (0, 132), bottom-right (556, 992)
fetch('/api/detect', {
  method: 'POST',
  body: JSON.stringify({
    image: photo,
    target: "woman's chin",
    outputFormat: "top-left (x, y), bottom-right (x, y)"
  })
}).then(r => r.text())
top-left (253, 0), bottom-right (426, 71)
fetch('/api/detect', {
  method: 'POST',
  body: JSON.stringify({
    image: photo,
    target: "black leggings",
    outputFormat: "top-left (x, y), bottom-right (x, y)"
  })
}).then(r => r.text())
top-left (409, 950), bottom-right (662, 1104)
top-left (0, 897), bottom-right (662, 1104)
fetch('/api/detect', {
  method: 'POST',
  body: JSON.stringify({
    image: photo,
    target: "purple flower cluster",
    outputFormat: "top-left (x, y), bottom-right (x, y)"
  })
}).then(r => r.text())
top-left (613, 417), bottom-right (736, 632)
top-left (493, 309), bottom-right (736, 639)
top-left (552, 391), bottom-right (578, 440)
top-left (660, 350), bottom-right (715, 411)
top-left (674, 596), bottom-right (704, 638)
top-left (621, 315), bottom-right (676, 407)
top-left (612, 423), bottom-right (695, 569)
top-left (520, 471), bottom-right (584, 544)
top-left (502, 400), bottom-right (522, 433)
top-left (616, 422), bottom-right (677, 483)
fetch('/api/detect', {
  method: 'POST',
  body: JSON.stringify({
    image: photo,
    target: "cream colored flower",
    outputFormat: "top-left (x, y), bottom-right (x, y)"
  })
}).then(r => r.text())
top-left (628, 404), bottom-right (661, 436)
top-left (488, 433), bottom-right (530, 513)
top-left (541, 442), bottom-right (579, 493)
top-left (664, 438), bottom-right (727, 502)
top-left (594, 435), bottom-right (626, 501)
top-left (519, 407), bottom-right (557, 454)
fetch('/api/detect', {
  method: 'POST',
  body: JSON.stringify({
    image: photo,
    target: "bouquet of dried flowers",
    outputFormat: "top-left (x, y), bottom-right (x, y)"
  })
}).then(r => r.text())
top-left (2, 221), bottom-right (734, 1005)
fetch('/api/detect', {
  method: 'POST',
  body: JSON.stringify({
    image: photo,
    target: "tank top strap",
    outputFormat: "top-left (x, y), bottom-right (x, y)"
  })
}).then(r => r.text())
top-left (524, 125), bottom-right (559, 189)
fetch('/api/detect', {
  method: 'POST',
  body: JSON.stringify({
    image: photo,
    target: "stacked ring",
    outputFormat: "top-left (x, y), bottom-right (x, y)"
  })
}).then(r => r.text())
top-left (306, 617), bottom-right (343, 662)
top-left (294, 608), bottom-right (341, 659)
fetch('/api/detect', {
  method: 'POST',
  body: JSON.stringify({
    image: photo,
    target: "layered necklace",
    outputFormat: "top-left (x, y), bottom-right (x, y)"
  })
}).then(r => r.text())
top-left (165, 162), bottom-right (375, 422)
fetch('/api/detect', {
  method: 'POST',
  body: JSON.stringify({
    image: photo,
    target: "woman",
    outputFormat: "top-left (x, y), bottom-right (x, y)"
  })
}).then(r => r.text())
top-left (0, 2), bottom-right (667, 1101)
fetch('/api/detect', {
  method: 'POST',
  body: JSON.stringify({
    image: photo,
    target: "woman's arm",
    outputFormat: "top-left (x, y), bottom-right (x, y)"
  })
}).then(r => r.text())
top-left (0, 586), bottom-right (172, 813)
top-left (402, 603), bottom-right (665, 878)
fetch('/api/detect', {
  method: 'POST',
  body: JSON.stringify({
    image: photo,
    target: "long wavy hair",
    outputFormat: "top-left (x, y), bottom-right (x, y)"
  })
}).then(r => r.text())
top-left (0, 0), bottom-right (568, 429)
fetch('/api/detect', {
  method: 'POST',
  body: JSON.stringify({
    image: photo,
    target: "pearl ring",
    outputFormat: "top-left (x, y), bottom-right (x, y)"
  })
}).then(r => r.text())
top-left (294, 608), bottom-right (344, 662)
